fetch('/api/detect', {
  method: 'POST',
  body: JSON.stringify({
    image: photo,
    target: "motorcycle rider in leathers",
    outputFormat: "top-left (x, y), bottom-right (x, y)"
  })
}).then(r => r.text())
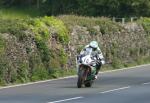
top-left (77, 41), bottom-right (105, 79)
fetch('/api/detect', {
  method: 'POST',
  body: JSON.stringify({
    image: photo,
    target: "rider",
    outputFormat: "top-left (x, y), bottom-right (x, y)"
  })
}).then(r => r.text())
top-left (77, 41), bottom-right (105, 79)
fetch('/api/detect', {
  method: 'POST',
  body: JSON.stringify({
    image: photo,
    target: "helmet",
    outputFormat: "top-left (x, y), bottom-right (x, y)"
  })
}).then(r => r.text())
top-left (89, 41), bottom-right (98, 49)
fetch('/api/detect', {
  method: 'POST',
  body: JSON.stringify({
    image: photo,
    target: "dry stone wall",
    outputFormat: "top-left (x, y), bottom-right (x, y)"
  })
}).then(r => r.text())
top-left (67, 23), bottom-right (150, 68)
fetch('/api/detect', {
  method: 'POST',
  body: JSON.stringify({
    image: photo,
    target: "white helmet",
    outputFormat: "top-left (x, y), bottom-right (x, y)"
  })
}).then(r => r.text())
top-left (89, 41), bottom-right (98, 49)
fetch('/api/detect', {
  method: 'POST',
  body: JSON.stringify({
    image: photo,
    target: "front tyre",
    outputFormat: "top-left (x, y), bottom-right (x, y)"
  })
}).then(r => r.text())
top-left (77, 69), bottom-right (85, 88)
top-left (77, 76), bottom-right (82, 88)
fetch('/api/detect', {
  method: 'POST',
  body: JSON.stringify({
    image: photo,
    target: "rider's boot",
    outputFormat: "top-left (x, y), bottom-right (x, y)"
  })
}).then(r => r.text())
top-left (94, 71), bottom-right (99, 79)
top-left (94, 75), bottom-right (98, 79)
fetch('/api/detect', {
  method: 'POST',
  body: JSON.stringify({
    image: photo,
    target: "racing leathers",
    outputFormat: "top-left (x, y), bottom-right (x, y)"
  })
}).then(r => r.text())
top-left (77, 44), bottom-right (105, 75)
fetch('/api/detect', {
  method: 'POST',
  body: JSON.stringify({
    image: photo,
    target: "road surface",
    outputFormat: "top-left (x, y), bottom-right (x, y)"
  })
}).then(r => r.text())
top-left (0, 64), bottom-right (150, 103)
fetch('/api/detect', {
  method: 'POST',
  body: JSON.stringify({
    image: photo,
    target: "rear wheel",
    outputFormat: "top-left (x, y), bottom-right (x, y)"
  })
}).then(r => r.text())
top-left (84, 81), bottom-right (92, 87)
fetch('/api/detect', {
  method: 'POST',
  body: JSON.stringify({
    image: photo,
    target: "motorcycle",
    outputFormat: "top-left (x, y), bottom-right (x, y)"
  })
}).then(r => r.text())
top-left (77, 54), bottom-right (101, 88)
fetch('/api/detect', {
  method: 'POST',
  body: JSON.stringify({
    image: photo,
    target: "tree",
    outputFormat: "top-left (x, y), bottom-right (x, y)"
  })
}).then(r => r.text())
top-left (0, 0), bottom-right (149, 17)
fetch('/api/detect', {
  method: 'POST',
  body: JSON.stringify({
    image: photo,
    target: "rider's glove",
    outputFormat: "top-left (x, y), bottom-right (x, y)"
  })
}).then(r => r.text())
top-left (101, 60), bottom-right (105, 65)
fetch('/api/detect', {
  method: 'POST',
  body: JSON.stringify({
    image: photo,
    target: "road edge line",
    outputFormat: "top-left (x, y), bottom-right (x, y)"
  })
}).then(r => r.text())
top-left (100, 64), bottom-right (150, 74)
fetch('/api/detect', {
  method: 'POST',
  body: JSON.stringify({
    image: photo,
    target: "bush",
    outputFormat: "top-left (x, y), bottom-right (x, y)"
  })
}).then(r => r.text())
top-left (0, 16), bottom-right (70, 85)
top-left (0, 18), bottom-right (28, 41)
top-left (139, 18), bottom-right (150, 34)
top-left (16, 62), bottom-right (29, 83)
top-left (28, 54), bottom-right (49, 81)
top-left (59, 15), bottom-right (121, 35)
top-left (31, 66), bottom-right (49, 81)
top-left (0, 57), bottom-right (7, 85)
top-left (49, 48), bottom-right (68, 69)
top-left (49, 68), bottom-right (76, 78)
top-left (42, 16), bottom-right (69, 43)
top-left (112, 57), bottom-right (124, 69)
top-left (0, 36), bottom-right (5, 54)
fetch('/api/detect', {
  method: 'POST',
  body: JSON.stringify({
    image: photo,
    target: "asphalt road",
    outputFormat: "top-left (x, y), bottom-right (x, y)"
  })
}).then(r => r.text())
top-left (0, 64), bottom-right (150, 103)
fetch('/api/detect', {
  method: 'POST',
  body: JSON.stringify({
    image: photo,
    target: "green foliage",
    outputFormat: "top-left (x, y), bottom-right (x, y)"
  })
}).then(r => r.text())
top-left (77, 46), bottom-right (84, 54)
top-left (136, 56), bottom-right (150, 65)
top-left (139, 18), bottom-right (150, 34)
top-left (28, 54), bottom-right (49, 81)
top-left (31, 66), bottom-right (49, 81)
top-left (49, 69), bottom-right (62, 78)
top-left (0, 55), bottom-right (18, 85)
top-left (0, 0), bottom-right (150, 17)
top-left (42, 0), bottom-right (150, 17)
top-left (0, 16), bottom-right (71, 85)
top-left (42, 16), bottom-right (69, 43)
top-left (49, 68), bottom-right (76, 78)
top-left (0, 40), bottom-right (18, 85)
top-left (49, 48), bottom-right (68, 69)
top-left (30, 18), bottom-right (50, 40)
top-left (0, 12), bottom-right (149, 87)
top-left (59, 49), bottom-right (68, 65)
top-left (37, 40), bottom-right (50, 63)
top-left (0, 18), bottom-right (28, 41)
top-left (59, 15), bottom-right (120, 35)
top-left (28, 16), bottom-right (69, 70)
top-left (29, 16), bottom-right (69, 43)
top-left (0, 6), bottom-right (41, 19)
top-left (26, 16), bottom-right (70, 81)
top-left (29, 18), bottom-right (51, 65)
top-left (88, 27), bottom-right (98, 35)
top-left (112, 57), bottom-right (124, 69)
top-left (0, 36), bottom-right (5, 54)
top-left (143, 56), bottom-right (150, 64)
top-left (16, 62), bottom-right (29, 83)
top-left (0, 57), bottom-right (7, 85)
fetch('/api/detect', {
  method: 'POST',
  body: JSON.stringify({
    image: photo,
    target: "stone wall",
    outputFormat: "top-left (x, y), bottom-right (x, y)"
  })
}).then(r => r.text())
top-left (67, 23), bottom-right (150, 68)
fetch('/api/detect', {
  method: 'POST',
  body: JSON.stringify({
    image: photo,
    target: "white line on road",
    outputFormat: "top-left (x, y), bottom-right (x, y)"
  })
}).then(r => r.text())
top-left (100, 86), bottom-right (130, 94)
top-left (0, 75), bottom-right (76, 90)
top-left (100, 64), bottom-right (150, 74)
top-left (142, 82), bottom-right (150, 85)
top-left (48, 96), bottom-right (84, 103)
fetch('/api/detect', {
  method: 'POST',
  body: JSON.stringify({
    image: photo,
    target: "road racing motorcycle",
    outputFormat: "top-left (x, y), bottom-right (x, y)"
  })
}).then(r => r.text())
top-left (77, 53), bottom-right (101, 88)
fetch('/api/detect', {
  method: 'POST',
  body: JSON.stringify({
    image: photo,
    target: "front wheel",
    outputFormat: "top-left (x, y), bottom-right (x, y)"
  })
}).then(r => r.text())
top-left (77, 76), bottom-right (82, 88)
top-left (77, 69), bottom-right (85, 88)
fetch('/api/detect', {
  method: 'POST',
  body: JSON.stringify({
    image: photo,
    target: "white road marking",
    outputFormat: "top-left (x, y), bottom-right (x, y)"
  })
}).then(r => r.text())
top-left (0, 75), bottom-right (76, 90)
top-left (100, 64), bottom-right (150, 74)
top-left (0, 64), bottom-right (149, 90)
top-left (48, 96), bottom-right (84, 103)
top-left (100, 86), bottom-right (130, 94)
top-left (142, 82), bottom-right (150, 85)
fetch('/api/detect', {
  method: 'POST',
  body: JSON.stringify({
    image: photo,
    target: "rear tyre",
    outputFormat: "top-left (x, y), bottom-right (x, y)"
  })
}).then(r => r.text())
top-left (84, 82), bottom-right (92, 87)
